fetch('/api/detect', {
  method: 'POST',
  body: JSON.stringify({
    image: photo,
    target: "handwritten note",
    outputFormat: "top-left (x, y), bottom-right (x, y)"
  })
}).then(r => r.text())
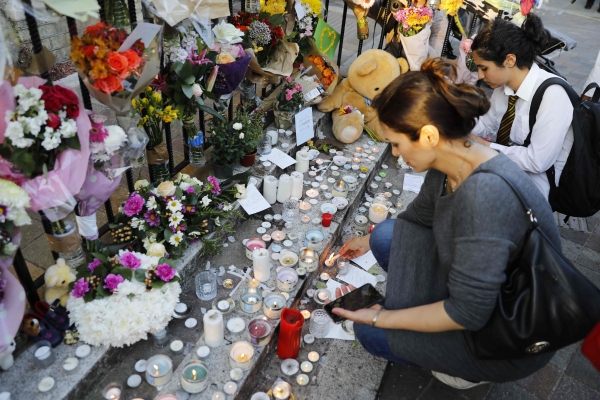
top-left (295, 107), bottom-right (314, 146)
top-left (238, 185), bottom-right (271, 215)
top-left (267, 148), bottom-right (297, 169)
top-left (351, 251), bottom-right (378, 271)
top-left (337, 265), bottom-right (377, 288)
top-left (403, 174), bottom-right (425, 194)
top-left (326, 279), bottom-right (343, 294)
top-left (119, 23), bottom-right (162, 52)
top-left (295, 0), bottom-right (306, 19)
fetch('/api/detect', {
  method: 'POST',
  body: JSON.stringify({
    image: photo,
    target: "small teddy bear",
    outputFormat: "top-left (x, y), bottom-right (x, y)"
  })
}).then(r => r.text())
top-left (44, 258), bottom-right (76, 307)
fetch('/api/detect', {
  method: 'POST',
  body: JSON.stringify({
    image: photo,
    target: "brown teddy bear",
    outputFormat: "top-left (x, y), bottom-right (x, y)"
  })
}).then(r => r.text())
top-left (317, 49), bottom-right (409, 143)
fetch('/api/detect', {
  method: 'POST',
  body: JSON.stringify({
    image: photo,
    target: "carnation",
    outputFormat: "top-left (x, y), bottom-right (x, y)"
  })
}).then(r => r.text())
top-left (120, 252), bottom-right (142, 269)
top-left (72, 278), bottom-right (90, 298)
top-left (104, 274), bottom-right (125, 293)
top-left (88, 258), bottom-right (103, 272)
top-left (155, 263), bottom-right (176, 282)
top-left (123, 193), bottom-right (145, 216)
top-left (207, 176), bottom-right (221, 194)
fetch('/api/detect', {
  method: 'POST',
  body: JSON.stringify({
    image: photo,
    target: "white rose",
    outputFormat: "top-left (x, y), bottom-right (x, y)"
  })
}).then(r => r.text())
top-left (147, 243), bottom-right (166, 257)
top-left (234, 183), bottom-right (247, 199)
top-left (239, 132), bottom-right (244, 139)
top-left (212, 20), bottom-right (244, 44)
top-left (192, 84), bottom-right (203, 98)
top-left (134, 180), bottom-right (150, 190)
top-left (232, 123), bottom-right (243, 131)
top-left (157, 181), bottom-right (176, 197)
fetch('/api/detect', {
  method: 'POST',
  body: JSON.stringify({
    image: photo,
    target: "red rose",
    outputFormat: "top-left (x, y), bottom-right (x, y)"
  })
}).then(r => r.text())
top-left (41, 86), bottom-right (80, 119)
top-left (40, 86), bottom-right (62, 112)
top-left (93, 75), bottom-right (123, 94)
top-left (85, 22), bottom-right (106, 36)
top-left (82, 45), bottom-right (96, 59)
top-left (46, 113), bottom-right (61, 129)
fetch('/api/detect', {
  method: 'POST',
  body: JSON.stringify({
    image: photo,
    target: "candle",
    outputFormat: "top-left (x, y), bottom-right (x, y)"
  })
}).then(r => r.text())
top-left (308, 170), bottom-right (317, 177)
top-left (262, 234), bottom-right (272, 243)
top-left (263, 292), bottom-right (286, 319)
top-left (252, 248), bottom-right (271, 282)
top-left (248, 318), bottom-right (273, 346)
top-left (170, 340), bottom-right (184, 354)
top-left (217, 300), bottom-right (230, 311)
top-left (343, 174), bottom-right (358, 191)
top-left (353, 157), bottom-right (361, 163)
top-left (337, 257), bottom-right (350, 275)
top-left (279, 253), bottom-right (298, 267)
top-left (241, 287), bottom-right (263, 313)
top-left (296, 267), bottom-right (306, 278)
top-left (322, 212), bottom-right (333, 228)
top-left (245, 238), bottom-right (266, 260)
top-left (320, 272), bottom-right (330, 281)
top-left (305, 188), bottom-right (319, 199)
top-left (38, 377), bottom-right (55, 393)
top-left (263, 175), bottom-right (278, 204)
top-left (295, 150), bottom-right (310, 173)
top-left (251, 393), bottom-right (270, 400)
top-left (314, 289), bottom-right (332, 305)
top-left (229, 341), bottom-right (255, 370)
top-left (227, 317), bottom-right (246, 333)
top-left (301, 310), bottom-right (311, 319)
top-left (63, 357), bottom-right (79, 373)
top-left (355, 146), bottom-right (363, 153)
top-left (297, 374), bottom-right (310, 386)
top-left (305, 229), bottom-right (324, 251)
top-left (224, 381), bottom-right (238, 395)
top-left (223, 279), bottom-right (234, 289)
top-left (127, 374), bottom-right (142, 388)
top-left (230, 368), bottom-right (244, 381)
top-left (290, 171), bottom-right (304, 199)
top-left (299, 201), bottom-right (312, 213)
top-left (135, 359), bottom-right (147, 372)
top-left (75, 344), bottom-right (91, 359)
top-left (277, 308), bottom-right (304, 359)
top-left (299, 248), bottom-right (319, 272)
top-left (180, 361), bottom-right (209, 394)
top-left (300, 361), bottom-right (313, 373)
top-left (369, 203), bottom-right (389, 224)
top-left (277, 174), bottom-right (292, 203)
top-left (276, 267), bottom-right (299, 292)
top-left (272, 381), bottom-right (293, 400)
top-left (203, 310), bottom-right (224, 348)
top-left (34, 346), bottom-right (51, 360)
top-left (212, 392), bottom-right (226, 400)
top-left (272, 230), bottom-right (286, 243)
top-left (175, 303), bottom-right (188, 314)
top-left (304, 334), bottom-right (315, 344)
top-left (197, 346), bottom-right (210, 358)
top-left (355, 215), bottom-right (368, 226)
top-left (308, 351), bottom-right (320, 362)
top-left (145, 355), bottom-right (173, 387)
top-left (267, 129), bottom-right (278, 145)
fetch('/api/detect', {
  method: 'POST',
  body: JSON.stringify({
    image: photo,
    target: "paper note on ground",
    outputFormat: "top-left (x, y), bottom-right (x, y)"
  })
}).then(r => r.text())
top-left (351, 251), bottom-right (378, 271)
top-left (238, 185), bottom-right (271, 215)
top-left (326, 279), bottom-right (343, 294)
top-left (403, 174), bottom-right (425, 194)
top-left (295, 107), bottom-right (314, 146)
top-left (267, 148), bottom-right (297, 169)
top-left (337, 265), bottom-right (377, 288)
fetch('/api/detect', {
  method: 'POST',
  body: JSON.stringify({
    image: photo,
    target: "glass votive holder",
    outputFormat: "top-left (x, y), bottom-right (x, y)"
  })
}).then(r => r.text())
top-left (229, 341), bottom-right (255, 371)
top-left (305, 228), bottom-right (325, 251)
top-left (196, 271), bottom-right (217, 301)
top-left (146, 354), bottom-right (173, 387)
top-left (102, 382), bottom-right (123, 400)
top-left (152, 328), bottom-right (169, 347)
top-left (299, 248), bottom-right (319, 272)
top-left (31, 340), bottom-right (56, 368)
top-left (272, 381), bottom-right (293, 400)
top-left (309, 309), bottom-right (332, 338)
top-left (263, 292), bottom-right (286, 319)
top-left (181, 360), bottom-right (209, 394)
top-left (314, 288), bottom-right (333, 305)
top-left (337, 257), bottom-right (350, 275)
top-left (331, 180), bottom-right (349, 198)
top-left (279, 252), bottom-right (298, 268)
top-left (240, 287), bottom-right (263, 313)
top-left (247, 318), bottom-right (273, 347)
top-left (276, 267), bottom-right (299, 292)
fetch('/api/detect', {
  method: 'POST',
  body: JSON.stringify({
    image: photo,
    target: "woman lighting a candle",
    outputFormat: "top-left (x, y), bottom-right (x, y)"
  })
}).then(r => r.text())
top-left (336, 58), bottom-right (564, 389)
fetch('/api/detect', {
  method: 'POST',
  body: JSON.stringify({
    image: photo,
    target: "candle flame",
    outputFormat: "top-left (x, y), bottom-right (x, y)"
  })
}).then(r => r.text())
top-left (273, 302), bottom-right (277, 308)
top-left (193, 369), bottom-right (197, 380)
top-left (238, 353), bottom-right (248, 362)
top-left (154, 364), bottom-right (159, 376)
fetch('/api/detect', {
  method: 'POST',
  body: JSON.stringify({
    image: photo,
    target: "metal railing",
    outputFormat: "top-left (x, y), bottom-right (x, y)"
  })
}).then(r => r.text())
top-left (12, 0), bottom-right (489, 306)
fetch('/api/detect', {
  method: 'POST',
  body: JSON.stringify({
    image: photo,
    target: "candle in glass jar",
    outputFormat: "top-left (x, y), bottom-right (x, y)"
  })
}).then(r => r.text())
top-left (305, 229), bottom-right (324, 251)
top-left (337, 257), bottom-right (350, 275)
top-left (223, 381), bottom-right (238, 395)
top-left (102, 383), bottom-right (122, 399)
top-left (229, 341), bottom-right (255, 370)
top-left (263, 292), bottom-right (286, 319)
top-left (145, 355), bottom-right (173, 387)
top-left (245, 238), bottom-right (266, 260)
top-left (295, 151), bottom-right (310, 173)
top-left (299, 248), bottom-right (318, 271)
top-left (276, 267), bottom-right (299, 292)
top-left (252, 248), bottom-right (271, 282)
top-left (180, 361), bottom-right (209, 394)
top-left (263, 175), bottom-right (278, 204)
top-left (203, 310), bottom-right (224, 348)
top-left (240, 287), bottom-right (263, 313)
top-left (369, 203), bottom-right (389, 224)
top-left (322, 212), bottom-right (333, 228)
top-left (248, 318), bottom-right (272, 346)
top-left (277, 174), bottom-right (292, 203)
top-left (272, 381), bottom-right (293, 400)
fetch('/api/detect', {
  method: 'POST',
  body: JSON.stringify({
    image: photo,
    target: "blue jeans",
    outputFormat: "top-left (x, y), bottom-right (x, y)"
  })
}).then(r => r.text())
top-left (354, 220), bottom-right (420, 367)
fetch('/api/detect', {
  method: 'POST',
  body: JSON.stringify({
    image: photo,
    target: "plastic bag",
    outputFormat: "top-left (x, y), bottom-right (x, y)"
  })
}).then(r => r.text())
top-left (399, 24), bottom-right (431, 71)
top-left (125, 126), bottom-right (150, 168)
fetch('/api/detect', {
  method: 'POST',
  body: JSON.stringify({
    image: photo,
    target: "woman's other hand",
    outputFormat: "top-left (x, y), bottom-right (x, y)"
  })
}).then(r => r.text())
top-left (339, 235), bottom-right (370, 259)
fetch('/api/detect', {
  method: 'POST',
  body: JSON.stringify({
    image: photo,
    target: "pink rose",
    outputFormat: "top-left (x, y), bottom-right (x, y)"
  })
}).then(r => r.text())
top-left (461, 39), bottom-right (473, 54)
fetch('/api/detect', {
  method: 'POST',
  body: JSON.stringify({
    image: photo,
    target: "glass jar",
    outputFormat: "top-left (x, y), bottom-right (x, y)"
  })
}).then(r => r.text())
top-left (258, 134), bottom-right (272, 156)
top-left (49, 213), bottom-right (85, 268)
top-left (183, 117), bottom-right (206, 167)
top-left (273, 108), bottom-right (295, 130)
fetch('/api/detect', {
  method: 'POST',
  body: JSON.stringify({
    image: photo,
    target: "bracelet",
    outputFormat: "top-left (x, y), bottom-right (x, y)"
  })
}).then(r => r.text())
top-left (371, 307), bottom-right (385, 328)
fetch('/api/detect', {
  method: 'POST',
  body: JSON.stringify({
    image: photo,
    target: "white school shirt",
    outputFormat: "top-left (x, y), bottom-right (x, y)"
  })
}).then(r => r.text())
top-left (472, 64), bottom-right (574, 198)
top-left (584, 50), bottom-right (600, 97)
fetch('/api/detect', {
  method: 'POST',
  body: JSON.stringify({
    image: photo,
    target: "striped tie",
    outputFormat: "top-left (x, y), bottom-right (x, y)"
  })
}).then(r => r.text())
top-left (496, 95), bottom-right (519, 146)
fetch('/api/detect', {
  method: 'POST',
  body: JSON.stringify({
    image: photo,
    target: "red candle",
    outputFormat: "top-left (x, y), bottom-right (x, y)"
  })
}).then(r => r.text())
top-left (369, 225), bottom-right (375, 233)
top-left (322, 212), bottom-right (333, 228)
top-left (277, 308), bottom-right (304, 359)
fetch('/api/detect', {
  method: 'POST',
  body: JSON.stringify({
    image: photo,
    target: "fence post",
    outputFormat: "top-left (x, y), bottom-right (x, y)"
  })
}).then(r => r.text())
top-left (337, 3), bottom-right (348, 67)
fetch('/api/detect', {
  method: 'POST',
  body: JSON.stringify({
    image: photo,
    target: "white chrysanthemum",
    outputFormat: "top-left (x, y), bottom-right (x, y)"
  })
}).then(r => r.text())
top-left (131, 217), bottom-right (143, 229)
top-left (21, 117), bottom-right (41, 136)
top-left (201, 195), bottom-right (211, 207)
top-left (168, 211), bottom-right (184, 227)
top-left (146, 196), bottom-right (158, 210)
top-left (103, 125), bottom-right (127, 155)
top-left (166, 199), bottom-right (182, 213)
top-left (5, 121), bottom-right (24, 142)
top-left (41, 129), bottom-right (61, 151)
top-left (59, 118), bottom-right (77, 138)
top-left (169, 231), bottom-right (184, 247)
top-left (12, 136), bottom-right (34, 148)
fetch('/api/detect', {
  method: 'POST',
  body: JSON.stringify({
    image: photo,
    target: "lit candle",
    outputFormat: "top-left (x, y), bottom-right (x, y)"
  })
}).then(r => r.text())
top-left (308, 351), bottom-right (320, 362)
top-left (251, 392), bottom-right (271, 400)
top-left (355, 147), bottom-right (363, 153)
top-left (301, 310), bottom-right (311, 319)
top-left (337, 257), bottom-right (349, 276)
top-left (203, 310), bottom-right (224, 348)
top-left (180, 361), bottom-right (209, 394)
top-left (212, 392), bottom-right (226, 400)
top-left (263, 292), bottom-right (286, 319)
top-left (229, 341), bottom-right (255, 370)
top-left (300, 361), bottom-right (313, 372)
top-left (295, 150), bottom-right (310, 173)
top-left (103, 385), bottom-right (122, 400)
top-left (252, 248), bottom-right (271, 282)
top-left (297, 374), bottom-right (309, 386)
top-left (299, 248), bottom-right (318, 272)
top-left (291, 171), bottom-right (304, 199)
top-left (263, 175), bottom-right (278, 205)
top-left (305, 189), bottom-right (319, 199)
top-left (276, 267), bottom-right (299, 292)
top-left (272, 381), bottom-right (292, 400)
top-left (145, 355), bottom-right (173, 387)
top-left (241, 287), bottom-right (263, 313)
top-left (248, 318), bottom-right (272, 346)
top-left (279, 253), bottom-right (298, 267)
top-left (245, 238), bottom-right (266, 260)
top-left (223, 381), bottom-right (238, 395)
top-left (230, 368), bottom-right (244, 381)
top-left (262, 234), bottom-right (272, 242)
top-left (320, 272), bottom-right (330, 281)
top-left (314, 289), bottom-right (332, 305)
top-left (369, 203), bottom-right (389, 224)
top-left (272, 230), bottom-right (286, 242)
top-left (299, 201), bottom-right (312, 213)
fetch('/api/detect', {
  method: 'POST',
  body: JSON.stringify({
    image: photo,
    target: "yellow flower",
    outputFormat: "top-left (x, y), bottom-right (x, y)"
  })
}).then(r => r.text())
top-left (132, 99), bottom-right (137, 108)
top-left (152, 92), bottom-right (162, 102)
top-left (148, 106), bottom-right (155, 115)
top-left (252, 42), bottom-right (264, 53)
top-left (146, 86), bottom-right (152, 92)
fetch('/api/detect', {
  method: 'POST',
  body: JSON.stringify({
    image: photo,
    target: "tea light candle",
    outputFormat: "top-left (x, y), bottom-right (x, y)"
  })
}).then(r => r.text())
top-left (246, 238), bottom-right (266, 260)
top-left (372, 147), bottom-right (380, 153)
top-left (355, 215), bottom-right (368, 226)
top-left (240, 287), bottom-right (263, 313)
top-left (272, 381), bottom-right (292, 400)
top-left (315, 159), bottom-right (324, 165)
top-left (283, 239), bottom-right (293, 248)
top-left (276, 267), bottom-right (299, 292)
top-left (300, 361), bottom-right (313, 373)
top-left (204, 309), bottom-right (224, 348)
top-left (301, 310), bottom-right (311, 319)
top-left (38, 377), bottom-right (55, 393)
top-left (320, 272), bottom-right (330, 281)
top-left (353, 157), bottom-right (361, 163)
top-left (369, 203), bottom-right (389, 224)
top-left (230, 368), bottom-right (244, 381)
top-left (223, 279), bottom-right (234, 289)
top-left (306, 189), bottom-right (319, 199)
top-left (75, 344), bottom-right (91, 359)
top-left (288, 232), bottom-right (298, 243)
top-left (63, 357), bottom-right (79, 373)
top-left (296, 267), bottom-right (306, 278)
top-left (314, 289), bottom-right (332, 305)
top-left (319, 184), bottom-right (329, 191)
top-left (248, 318), bottom-right (272, 346)
top-left (181, 361), bottom-right (209, 394)
top-left (263, 292), bottom-right (286, 319)
top-left (146, 354), bottom-right (173, 387)
top-left (170, 340), bottom-right (184, 354)
top-left (301, 215), bottom-right (311, 224)
top-left (212, 392), bottom-right (226, 400)
top-left (262, 234), bottom-right (272, 242)
top-left (297, 374), bottom-right (310, 386)
top-left (251, 393), bottom-right (271, 400)
top-left (279, 252), bottom-right (298, 267)
top-left (224, 381), bottom-right (238, 395)
top-left (299, 201), bottom-right (312, 213)
top-left (315, 176), bottom-right (324, 182)
top-left (256, 227), bottom-right (266, 234)
top-left (272, 230), bottom-right (286, 243)
top-left (359, 173), bottom-right (367, 180)
top-left (229, 341), bottom-right (255, 370)
top-left (265, 214), bottom-right (274, 221)
top-left (355, 147), bottom-right (363, 153)
top-left (304, 334), bottom-right (315, 344)
top-left (127, 374), bottom-right (142, 388)
top-left (308, 351), bottom-right (320, 362)
top-left (135, 359), bottom-right (147, 373)
top-left (299, 248), bottom-right (319, 271)
top-left (311, 182), bottom-right (320, 188)
top-left (308, 171), bottom-right (317, 177)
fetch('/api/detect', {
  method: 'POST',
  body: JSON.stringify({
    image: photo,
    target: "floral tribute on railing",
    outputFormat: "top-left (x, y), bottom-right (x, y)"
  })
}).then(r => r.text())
top-left (66, 249), bottom-right (181, 347)
top-left (112, 172), bottom-right (249, 258)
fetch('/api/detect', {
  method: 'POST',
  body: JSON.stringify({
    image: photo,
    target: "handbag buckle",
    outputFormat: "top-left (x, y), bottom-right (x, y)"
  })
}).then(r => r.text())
top-left (526, 341), bottom-right (550, 354)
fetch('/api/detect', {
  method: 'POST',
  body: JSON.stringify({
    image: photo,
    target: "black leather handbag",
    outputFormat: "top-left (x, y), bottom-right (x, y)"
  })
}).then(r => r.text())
top-left (465, 170), bottom-right (600, 360)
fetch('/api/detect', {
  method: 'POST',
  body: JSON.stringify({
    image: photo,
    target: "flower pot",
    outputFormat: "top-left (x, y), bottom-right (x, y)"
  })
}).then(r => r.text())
top-left (212, 163), bottom-right (234, 179)
top-left (240, 151), bottom-right (257, 167)
top-left (273, 109), bottom-right (295, 130)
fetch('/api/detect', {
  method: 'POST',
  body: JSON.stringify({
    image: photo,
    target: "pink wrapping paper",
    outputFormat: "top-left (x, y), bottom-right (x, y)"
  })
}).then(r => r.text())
top-left (0, 77), bottom-right (91, 212)
top-left (77, 161), bottom-right (122, 217)
top-left (0, 231), bottom-right (26, 353)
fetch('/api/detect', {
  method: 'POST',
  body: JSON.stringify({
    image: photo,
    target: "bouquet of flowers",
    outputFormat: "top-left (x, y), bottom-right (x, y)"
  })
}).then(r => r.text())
top-left (276, 76), bottom-right (305, 111)
top-left (291, 0), bottom-right (323, 56)
top-left (0, 179), bottom-right (31, 257)
top-left (66, 249), bottom-right (181, 347)
top-left (456, 38), bottom-right (479, 85)
top-left (210, 109), bottom-right (264, 167)
top-left (88, 114), bottom-right (129, 166)
top-left (394, 6), bottom-right (433, 71)
top-left (339, 105), bottom-right (380, 142)
top-left (307, 54), bottom-right (337, 90)
top-left (113, 173), bottom-right (247, 257)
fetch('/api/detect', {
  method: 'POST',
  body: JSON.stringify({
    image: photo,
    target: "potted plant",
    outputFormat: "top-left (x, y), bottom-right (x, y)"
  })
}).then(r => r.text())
top-left (274, 77), bottom-right (305, 129)
top-left (238, 110), bottom-right (264, 167)
top-left (209, 109), bottom-right (263, 178)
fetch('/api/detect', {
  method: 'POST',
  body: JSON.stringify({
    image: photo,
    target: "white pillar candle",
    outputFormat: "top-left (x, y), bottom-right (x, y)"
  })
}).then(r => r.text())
top-left (252, 248), bottom-right (271, 282)
top-left (290, 171), bottom-right (304, 199)
top-left (266, 129), bottom-right (278, 145)
top-left (295, 151), bottom-right (310, 173)
top-left (263, 176), bottom-right (278, 205)
top-left (203, 310), bottom-right (224, 348)
top-left (368, 203), bottom-right (389, 224)
top-left (276, 174), bottom-right (292, 203)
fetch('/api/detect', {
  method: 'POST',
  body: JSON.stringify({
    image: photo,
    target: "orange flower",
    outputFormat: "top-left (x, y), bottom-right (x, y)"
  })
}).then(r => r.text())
top-left (70, 50), bottom-right (86, 71)
top-left (322, 68), bottom-right (332, 77)
top-left (89, 59), bottom-right (110, 80)
top-left (107, 52), bottom-right (129, 78)
top-left (122, 49), bottom-right (142, 70)
top-left (86, 21), bottom-right (106, 36)
top-left (93, 38), bottom-right (109, 58)
top-left (93, 75), bottom-right (123, 94)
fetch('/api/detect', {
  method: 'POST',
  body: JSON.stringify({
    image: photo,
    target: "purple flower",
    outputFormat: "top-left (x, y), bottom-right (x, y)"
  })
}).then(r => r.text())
top-left (144, 210), bottom-right (160, 227)
top-left (123, 193), bottom-right (145, 217)
top-left (187, 48), bottom-right (212, 66)
top-left (186, 186), bottom-right (195, 194)
top-left (104, 274), bottom-right (124, 293)
top-left (88, 258), bottom-right (103, 272)
top-left (155, 263), bottom-right (176, 282)
top-left (120, 252), bottom-right (141, 269)
top-left (183, 205), bottom-right (196, 214)
top-left (207, 176), bottom-right (220, 194)
top-left (170, 222), bottom-right (187, 233)
top-left (72, 278), bottom-right (90, 298)
top-left (217, 204), bottom-right (224, 210)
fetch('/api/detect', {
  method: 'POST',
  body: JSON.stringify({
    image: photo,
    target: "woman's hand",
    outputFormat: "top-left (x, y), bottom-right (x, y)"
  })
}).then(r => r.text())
top-left (339, 235), bottom-right (370, 259)
top-left (325, 284), bottom-right (383, 326)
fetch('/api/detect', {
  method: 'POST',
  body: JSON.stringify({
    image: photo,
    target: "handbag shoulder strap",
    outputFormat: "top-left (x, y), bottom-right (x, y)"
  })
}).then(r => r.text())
top-left (473, 169), bottom-right (539, 228)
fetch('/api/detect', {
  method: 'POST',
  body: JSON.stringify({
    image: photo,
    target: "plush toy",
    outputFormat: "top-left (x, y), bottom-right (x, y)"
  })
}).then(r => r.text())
top-left (0, 339), bottom-right (16, 370)
top-left (44, 258), bottom-right (76, 307)
top-left (317, 49), bottom-right (409, 143)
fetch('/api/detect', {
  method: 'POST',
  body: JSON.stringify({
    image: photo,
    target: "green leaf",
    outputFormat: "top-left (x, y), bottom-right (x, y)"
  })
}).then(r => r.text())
top-left (83, 291), bottom-right (95, 302)
top-left (94, 265), bottom-right (108, 278)
top-left (173, 61), bottom-right (184, 74)
top-left (184, 75), bottom-right (196, 85)
top-left (175, 187), bottom-right (183, 198)
top-left (111, 267), bottom-right (133, 281)
top-left (164, 228), bottom-right (173, 241)
top-left (151, 280), bottom-right (166, 289)
top-left (180, 61), bottom-right (193, 79)
top-left (95, 285), bottom-right (110, 298)
top-left (199, 104), bottom-right (226, 122)
top-left (134, 269), bottom-right (147, 282)
top-left (182, 85), bottom-right (193, 98)
top-left (92, 252), bottom-right (108, 263)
